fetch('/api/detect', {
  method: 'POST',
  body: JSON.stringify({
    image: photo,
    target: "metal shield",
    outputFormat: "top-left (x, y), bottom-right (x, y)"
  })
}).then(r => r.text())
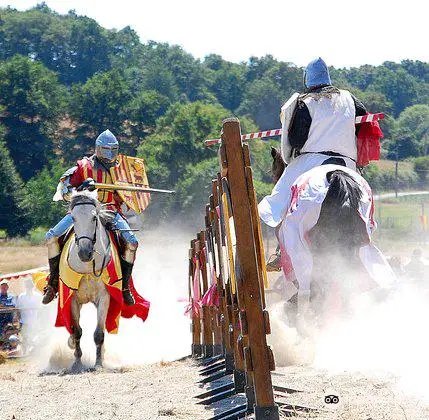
top-left (109, 155), bottom-right (151, 213)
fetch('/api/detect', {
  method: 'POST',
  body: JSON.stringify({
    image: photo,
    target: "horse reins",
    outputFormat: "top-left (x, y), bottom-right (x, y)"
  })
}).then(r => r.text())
top-left (71, 201), bottom-right (110, 278)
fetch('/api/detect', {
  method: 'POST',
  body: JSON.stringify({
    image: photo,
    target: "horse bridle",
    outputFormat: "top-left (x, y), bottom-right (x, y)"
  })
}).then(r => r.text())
top-left (72, 201), bottom-right (98, 246)
top-left (71, 201), bottom-right (110, 277)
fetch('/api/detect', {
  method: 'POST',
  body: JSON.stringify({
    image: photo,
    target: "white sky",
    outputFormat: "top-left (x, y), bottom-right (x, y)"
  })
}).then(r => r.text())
top-left (1, 0), bottom-right (428, 68)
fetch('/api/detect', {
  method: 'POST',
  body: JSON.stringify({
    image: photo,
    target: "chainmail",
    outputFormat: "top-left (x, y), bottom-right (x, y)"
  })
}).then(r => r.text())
top-left (300, 85), bottom-right (340, 101)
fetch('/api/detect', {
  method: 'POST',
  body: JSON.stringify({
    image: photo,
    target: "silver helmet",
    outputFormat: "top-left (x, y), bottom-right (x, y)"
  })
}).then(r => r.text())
top-left (95, 130), bottom-right (119, 163)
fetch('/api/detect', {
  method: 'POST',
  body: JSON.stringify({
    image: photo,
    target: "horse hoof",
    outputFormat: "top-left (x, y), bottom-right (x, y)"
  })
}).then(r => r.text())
top-left (95, 360), bottom-right (103, 369)
top-left (68, 336), bottom-right (76, 350)
top-left (71, 360), bottom-right (83, 373)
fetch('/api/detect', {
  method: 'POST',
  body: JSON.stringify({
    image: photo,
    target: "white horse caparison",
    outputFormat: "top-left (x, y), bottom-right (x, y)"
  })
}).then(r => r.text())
top-left (67, 190), bottom-right (115, 370)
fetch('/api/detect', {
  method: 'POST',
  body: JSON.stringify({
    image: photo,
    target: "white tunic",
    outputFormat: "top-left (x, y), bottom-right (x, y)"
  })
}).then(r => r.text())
top-left (259, 89), bottom-right (358, 228)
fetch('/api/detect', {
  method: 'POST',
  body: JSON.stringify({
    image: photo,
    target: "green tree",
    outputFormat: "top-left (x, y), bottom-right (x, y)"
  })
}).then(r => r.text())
top-left (0, 135), bottom-right (31, 237)
top-left (413, 156), bottom-right (429, 182)
top-left (204, 54), bottom-right (247, 111)
top-left (388, 105), bottom-right (429, 159)
top-left (238, 78), bottom-right (284, 130)
top-left (70, 69), bottom-right (132, 132)
top-left (126, 90), bottom-right (171, 135)
top-left (23, 160), bottom-right (67, 228)
top-left (368, 67), bottom-right (418, 116)
top-left (0, 55), bottom-right (65, 179)
top-left (141, 42), bottom-right (211, 102)
top-left (137, 101), bottom-right (258, 223)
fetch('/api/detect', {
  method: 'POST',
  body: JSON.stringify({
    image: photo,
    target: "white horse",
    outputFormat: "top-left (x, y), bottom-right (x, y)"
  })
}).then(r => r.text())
top-left (66, 190), bottom-right (116, 370)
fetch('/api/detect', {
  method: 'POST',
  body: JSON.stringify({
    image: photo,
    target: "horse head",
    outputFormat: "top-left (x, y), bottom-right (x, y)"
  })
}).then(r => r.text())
top-left (271, 146), bottom-right (286, 184)
top-left (70, 191), bottom-right (115, 263)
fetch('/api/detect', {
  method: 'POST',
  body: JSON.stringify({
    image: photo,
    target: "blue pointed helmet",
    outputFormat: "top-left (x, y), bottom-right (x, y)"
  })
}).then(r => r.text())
top-left (95, 129), bottom-right (119, 163)
top-left (303, 58), bottom-right (332, 89)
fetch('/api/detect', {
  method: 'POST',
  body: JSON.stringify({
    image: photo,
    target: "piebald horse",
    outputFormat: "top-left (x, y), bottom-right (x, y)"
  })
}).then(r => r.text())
top-left (270, 147), bottom-right (374, 317)
top-left (67, 191), bottom-right (116, 370)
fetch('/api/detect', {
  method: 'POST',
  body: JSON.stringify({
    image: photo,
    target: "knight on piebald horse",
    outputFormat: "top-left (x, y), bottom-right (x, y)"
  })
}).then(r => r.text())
top-left (258, 58), bottom-right (395, 319)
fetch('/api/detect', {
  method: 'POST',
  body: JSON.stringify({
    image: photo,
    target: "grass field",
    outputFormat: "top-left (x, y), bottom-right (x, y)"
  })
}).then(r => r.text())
top-left (373, 159), bottom-right (414, 172)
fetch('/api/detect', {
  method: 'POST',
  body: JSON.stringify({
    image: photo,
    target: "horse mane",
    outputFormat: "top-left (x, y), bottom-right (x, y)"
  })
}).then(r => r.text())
top-left (70, 191), bottom-right (116, 227)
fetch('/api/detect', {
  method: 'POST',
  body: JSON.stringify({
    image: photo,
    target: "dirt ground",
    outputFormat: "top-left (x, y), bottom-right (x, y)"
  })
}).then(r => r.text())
top-left (272, 366), bottom-right (429, 419)
top-left (2, 356), bottom-right (429, 420)
top-left (0, 358), bottom-right (209, 420)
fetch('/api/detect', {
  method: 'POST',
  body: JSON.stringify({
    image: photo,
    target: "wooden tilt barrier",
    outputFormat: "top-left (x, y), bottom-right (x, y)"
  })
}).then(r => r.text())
top-left (188, 118), bottom-right (280, 420)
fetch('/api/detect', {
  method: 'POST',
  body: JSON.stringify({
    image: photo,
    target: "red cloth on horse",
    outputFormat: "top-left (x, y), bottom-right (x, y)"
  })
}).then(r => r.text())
top-left (55, 234), bottom-right (150, 334)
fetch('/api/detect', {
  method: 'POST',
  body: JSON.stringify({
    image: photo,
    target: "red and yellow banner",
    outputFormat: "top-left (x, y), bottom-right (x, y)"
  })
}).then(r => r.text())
top-left (110, 155), bottom-right (151, 213)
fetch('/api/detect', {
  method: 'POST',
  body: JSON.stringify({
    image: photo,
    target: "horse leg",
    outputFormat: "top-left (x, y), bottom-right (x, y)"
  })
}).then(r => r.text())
top-left (71, 296), bottom-right (83, 371)
top-left (94, 287), bottom-right (110, 368)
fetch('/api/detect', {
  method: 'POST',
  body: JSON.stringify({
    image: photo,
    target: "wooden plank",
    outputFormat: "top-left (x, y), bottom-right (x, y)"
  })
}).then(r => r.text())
top-left (191, 239), bottom-right (201, 348)
top-left (217, 174), bottom-right (245, 372)
top-left (200, 230), bottom-right (214, 350)
top-left (206, 204), bottom-right (223, 349)
top-left (220, 118), bottom-right (276, 410)
top-left (211, 180), bottom-right (232, 355)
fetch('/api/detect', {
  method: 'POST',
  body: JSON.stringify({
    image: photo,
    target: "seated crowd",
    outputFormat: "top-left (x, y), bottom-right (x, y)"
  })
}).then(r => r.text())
top-left (0, 279), bottom-right (42, 355)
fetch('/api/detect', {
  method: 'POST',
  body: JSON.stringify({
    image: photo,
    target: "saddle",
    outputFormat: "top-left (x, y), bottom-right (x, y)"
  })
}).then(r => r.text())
top-left (58, 228), bottom-right (124, 291)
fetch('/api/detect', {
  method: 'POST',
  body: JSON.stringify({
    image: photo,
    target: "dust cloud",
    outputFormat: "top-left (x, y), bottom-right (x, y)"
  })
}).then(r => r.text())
top-left (28, 226), bottom-right (195, 371)
top-left (267, 253), bottom-right (429, 403)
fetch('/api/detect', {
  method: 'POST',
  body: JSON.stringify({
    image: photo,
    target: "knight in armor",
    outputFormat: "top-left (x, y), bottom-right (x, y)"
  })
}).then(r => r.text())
top-left (43, 130), bottom-right (137, 306)
top-left (259, 57), bottom-right (368, 269)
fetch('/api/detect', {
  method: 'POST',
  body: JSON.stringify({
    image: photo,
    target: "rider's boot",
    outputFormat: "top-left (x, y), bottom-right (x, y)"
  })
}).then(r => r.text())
top-left (120, 257), bottom-right (135, 306)
top-left (42, 255), bottom-right (61, 304)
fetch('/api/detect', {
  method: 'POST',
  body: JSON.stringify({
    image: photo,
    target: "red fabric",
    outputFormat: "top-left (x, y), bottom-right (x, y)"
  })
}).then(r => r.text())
top-left (201, 283), bottom-right (219, 307)
top-left (55, 233), bottom-right (150, 334)
top-left (120, 276), bottom-right (150, 321)
top-left (357, 119), bottom-right (383, 167)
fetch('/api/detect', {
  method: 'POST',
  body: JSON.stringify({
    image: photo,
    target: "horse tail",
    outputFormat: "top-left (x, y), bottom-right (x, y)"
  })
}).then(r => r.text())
top-left (324, 170), bottom-right (362, 213)
top-left (311, 170), bottom-right (367, 251)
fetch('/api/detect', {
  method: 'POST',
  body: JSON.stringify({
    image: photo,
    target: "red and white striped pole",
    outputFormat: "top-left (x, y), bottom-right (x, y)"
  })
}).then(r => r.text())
top-left (204, 113), bottom-right (384, 146)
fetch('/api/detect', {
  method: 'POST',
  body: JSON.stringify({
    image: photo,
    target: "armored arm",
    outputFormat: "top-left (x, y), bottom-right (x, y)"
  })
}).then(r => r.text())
top-left (52, 166), bottom-right (78, 202)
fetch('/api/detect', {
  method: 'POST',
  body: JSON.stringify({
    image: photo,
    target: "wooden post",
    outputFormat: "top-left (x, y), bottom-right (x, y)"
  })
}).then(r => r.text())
top-left (217, 173), bottom-right (246, 391)
top-left (220, 118), bottom-right (279, 419)
top-left (212, 180), bottom-right (234, 372)
top-left (206, 204), bottom-right (224, 355)
top-left (199, 230), bottom-right (215, 357)
top-left (190, 239), bottom-right (202, 357)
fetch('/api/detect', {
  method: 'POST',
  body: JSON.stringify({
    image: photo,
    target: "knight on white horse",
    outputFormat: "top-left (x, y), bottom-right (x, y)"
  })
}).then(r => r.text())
top-left (44, 130), bottom-right (138, 306)
top-left (259, 57), bottom-right (368, 229)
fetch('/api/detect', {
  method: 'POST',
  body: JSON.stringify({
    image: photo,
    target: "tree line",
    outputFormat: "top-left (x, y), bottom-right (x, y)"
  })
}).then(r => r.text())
top-left (0, 3), bottom-right (428, 236)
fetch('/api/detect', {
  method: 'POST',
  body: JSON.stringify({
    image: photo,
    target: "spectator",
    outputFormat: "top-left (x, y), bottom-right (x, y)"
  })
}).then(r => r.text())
top-left (6, 334), bottom-right (23, 357)
top-left (16, 279), bottom-right (42, 333)
top-left (404, 249), bottom-right (429, 283)
top-left (0, 280), bottom-right (16, 335)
